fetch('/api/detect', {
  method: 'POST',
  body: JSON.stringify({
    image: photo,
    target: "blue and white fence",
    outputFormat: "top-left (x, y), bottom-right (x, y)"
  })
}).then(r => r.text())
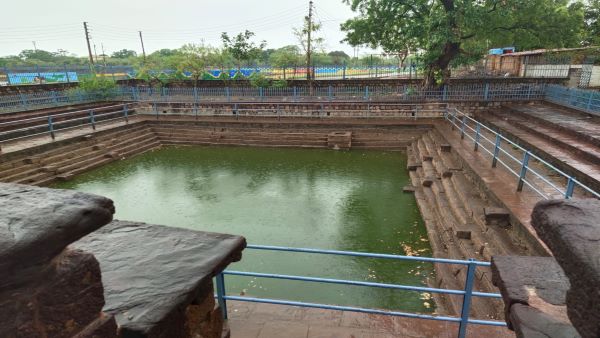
top-left (544, 84), bottom-right (600, 115)
top-left (216, 245), bottom-right (505, 338)
top-left (0, 83), bottom-right (549, 114)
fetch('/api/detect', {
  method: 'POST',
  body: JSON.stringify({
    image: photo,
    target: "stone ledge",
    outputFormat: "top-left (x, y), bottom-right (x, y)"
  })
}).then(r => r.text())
top-left (531, 199), bottom-right (600, 338)
top-left (72, 220), bottom-right (246, 337)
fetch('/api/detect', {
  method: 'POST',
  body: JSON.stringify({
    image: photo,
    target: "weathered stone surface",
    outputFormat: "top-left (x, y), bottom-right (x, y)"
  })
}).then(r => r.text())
top-left (440, 144), bottom-right (452, 152)
top-left (407, 161), bottom-right (422, 171)
top-left (72, 220), bottom-right (246, 337)
top-left (421, 155), bottom-right (433, 162)
top-left (327, 132), bottom-right (352, 150)
top-left (510, 303), bottom-right (581, 338)
top-left (421, 177), bottom-right (434, 187)
top-left (484, 207), bottom-right (510, 227)
top-left (0, 248), bottom-right (116, 338)
top-left (402, 185), bottom-right (416, 193)
top-left (531, 199), bottom-right (600, 338)
top-left (491, 256), bottom-right (570, 327)
top-left (455, 230), bottom-right (472, 240)
top-left (0, 183), bottom-right (115, 289)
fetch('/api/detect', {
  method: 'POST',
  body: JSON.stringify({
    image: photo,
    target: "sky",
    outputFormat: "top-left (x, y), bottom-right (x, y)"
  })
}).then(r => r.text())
top-left (0, 0), bottom-right (379, 58)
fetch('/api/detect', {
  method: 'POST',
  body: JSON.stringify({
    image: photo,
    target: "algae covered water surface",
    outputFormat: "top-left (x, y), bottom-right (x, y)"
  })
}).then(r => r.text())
top-left (53, 146), bottom-right (435, 312)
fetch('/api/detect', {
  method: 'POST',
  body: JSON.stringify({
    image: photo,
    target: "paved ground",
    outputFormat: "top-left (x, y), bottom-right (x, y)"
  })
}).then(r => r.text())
top-left (227, 301), bottom-right (514, 338)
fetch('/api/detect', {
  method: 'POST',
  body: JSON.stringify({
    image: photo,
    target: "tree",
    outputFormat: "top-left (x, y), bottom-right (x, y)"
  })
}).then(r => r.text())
top-left (269, 46), bottom-right (302, 79)
top-left (584, 0), bottom-right (600, 46)
top-left (18, 49), bottom-right (57, 62)
top-left (341, 0), bottom-right (586, 86)
top-left (179, 44), bottom-right (210, 87)
top-left (221, 30), bottom-right (266, 75)
top-left (328, 51), bottom-right (350, 64)
top-left (111, 49), bottom-right (137, 59)
top-left (293, 13), bottom-right (325, 81)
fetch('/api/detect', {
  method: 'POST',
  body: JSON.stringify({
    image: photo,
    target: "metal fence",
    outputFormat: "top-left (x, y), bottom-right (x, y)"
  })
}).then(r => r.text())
top-left (216, 245), bottom-right (505, 338)
top-left (445, 108), bottom-right (600, 200)
top-left (0, 83), bottom-right (549, 114)
top-left (0, 58), bottom-right (576, 86)
top-left (544, 84), bottom-right (600, 115)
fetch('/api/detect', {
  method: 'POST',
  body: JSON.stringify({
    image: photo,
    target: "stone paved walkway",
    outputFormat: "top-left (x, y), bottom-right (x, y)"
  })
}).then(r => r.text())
top-left (227, 301), bottom-right (514, 338)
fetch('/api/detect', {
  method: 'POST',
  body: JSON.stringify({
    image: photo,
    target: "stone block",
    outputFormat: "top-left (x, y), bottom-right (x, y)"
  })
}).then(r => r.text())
top-left (421, 155), bottom-right (433, 162)
top-left (440, 144), bottom-right (452, 152)
top-left (57, 173), bottom-right (74, 181)
top-left (421, 178), bottom-right (434, 187)
top-left (104, 151), bottom-right (120, 159)
top-left (484, 207), bottom-right (510, 227)
top-left (442, 170), bottom-right (453, 178)
top-left (403, 185), bottom-right (416, 193)
top-left (510, 303), bottom-right (580, 338)
top-left (23, 156), bottom-right (41, 164)
top-left (407, 161), bottom-right (422, 171)
top-left (531, 199), bottom-right (600, 338)
top-left (72, 220), bottom-right (246, 337)
top-left (0, 183), bottom-right (114, 288)
top-left (40, 165), bottom-right (59, 174)
top-left (491, 256), bottom-right (570, 328)
top-left (455, 230), bottom-right (471, 240)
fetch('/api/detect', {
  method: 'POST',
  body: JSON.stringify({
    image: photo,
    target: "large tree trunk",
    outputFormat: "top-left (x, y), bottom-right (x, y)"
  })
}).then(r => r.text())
top-left (424, 41), bottom-right (460, 88)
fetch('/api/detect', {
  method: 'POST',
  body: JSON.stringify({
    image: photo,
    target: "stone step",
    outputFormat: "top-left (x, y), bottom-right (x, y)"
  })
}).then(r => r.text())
top-left (153, 131), bottom-right (329, 142)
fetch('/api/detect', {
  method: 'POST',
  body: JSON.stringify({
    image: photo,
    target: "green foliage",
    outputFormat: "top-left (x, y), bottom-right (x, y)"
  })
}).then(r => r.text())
top-left (111, 49), bottom-right (137, 58)
top-left (342, 0), bottom-right (587, 85)
top-left (73, 75), bottom-right (117, 100)
top-left (248, 73), bottom-right (270, 88)
top-left (221, 30), bottom-right (267, 69)
top-left (271, 79), bottom-right (288, 88)
top-left (584, 0), bottom-right (600, 46)
top-left (269, 45), bottom-right (302, 68)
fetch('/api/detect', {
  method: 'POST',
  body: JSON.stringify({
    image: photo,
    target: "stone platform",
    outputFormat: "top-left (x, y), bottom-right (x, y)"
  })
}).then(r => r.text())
top-left (227, 301), bottom-right (515, 338)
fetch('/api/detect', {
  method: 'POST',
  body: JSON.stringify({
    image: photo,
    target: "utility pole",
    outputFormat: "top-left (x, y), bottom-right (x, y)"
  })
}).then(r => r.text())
top-left (32, 41), bottom-right (37, 52)
top-left (93, 44), bottom-right (98, 64)
top-left (139, 31), bottom-right (147, 62)
top-left (83, 22), bottom-right (94, 65)
top-left (306, 0), bottom-right (314, 89)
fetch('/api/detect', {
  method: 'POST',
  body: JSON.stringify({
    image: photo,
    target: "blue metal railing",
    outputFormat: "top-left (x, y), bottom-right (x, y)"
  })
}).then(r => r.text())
top-left (0, 83), bottom-right (549, 114)
top-left (215, 244), bottom-right (505, 338)
top-left (445, 108), bottom-right (600, 200)
top-left (544, 84), bottom-right (600, 115)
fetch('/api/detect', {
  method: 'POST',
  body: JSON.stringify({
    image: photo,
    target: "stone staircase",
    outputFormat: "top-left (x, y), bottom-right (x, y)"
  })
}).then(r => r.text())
top-left (407, 128), bottom-right (535, 320)
top-left (0, 124), bottom-right (159, 186)
top-left (476, 103), bottom-right (600, 193)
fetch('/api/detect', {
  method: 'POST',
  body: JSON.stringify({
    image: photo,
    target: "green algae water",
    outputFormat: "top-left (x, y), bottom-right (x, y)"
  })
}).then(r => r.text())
top-left (52, 146), bottom-right (434, 313)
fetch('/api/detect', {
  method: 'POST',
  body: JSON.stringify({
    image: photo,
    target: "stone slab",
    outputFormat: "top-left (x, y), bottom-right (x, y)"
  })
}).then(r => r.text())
top-left (402, 185), bottom-right (416, 193)
top-left (72, 220), bottom-right (246, 337)
top-left (531, 199), bottom-right (600, 338)
top-left (510, 303), bottom-right (581, 338)
top-left (0, 183), bottom-right (114, 288)
top-left (491, 256), bottom-right (570, 328)
top-left (484, 207), bottom-right (510, 227)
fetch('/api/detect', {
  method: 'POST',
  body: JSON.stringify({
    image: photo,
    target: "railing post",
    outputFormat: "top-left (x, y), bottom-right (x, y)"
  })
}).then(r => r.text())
top-left (226, 87), bottom-right (231, 102)
top-left (587, 91), bottom-right (594, 112)
top-left (492, 134), bottom-right (501, 168)
top-left (565, 177), bottom-right (576, 199)
top-left (293, 86), bottom-right (298, 102)
top-left (51, 91), bottom-right (58, 104)
top-left (457, 259), bottom-right (476, 338)
top-left (48, 116), bottom-right (55, 140)
top-left (259, 87), bottom-right (264, 102)
top-left (342, 61), bottom-right (347, 80)
top-left (124, 104), bottom-right (129, 124)
top-left (328, 85), bottom-right (333, 101)
top-left (460, 115), bottom-right (467, 139)
top-left (365, 86), bottom-right (369, 101)
top-left (484, 82), bottom-right (490, 101)
top-left (517, 151), bottom-right (531, 192)
top-left (89, 110), bottom-right (96, 130)
top-left (474, 123), bottom-right (481, 151)
top-left (443, 85), bottom-right (448, 101)
top-left (20, 93), bottom-right (28, 108)
top-left (215, 273), bottom-right (228, 320)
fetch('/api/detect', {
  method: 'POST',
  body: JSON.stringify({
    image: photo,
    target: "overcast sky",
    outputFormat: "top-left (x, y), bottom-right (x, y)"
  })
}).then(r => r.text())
top-left (0, 0), bottom-right (379, 58)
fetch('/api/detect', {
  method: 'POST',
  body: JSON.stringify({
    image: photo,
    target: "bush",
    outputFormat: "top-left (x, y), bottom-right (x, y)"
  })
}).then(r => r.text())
top-left (271, 79), bottom-right (288, 88)
top-left (75, 75), bottom-right (118, 100)
top-left (248, 73), bottom-right (270, 88)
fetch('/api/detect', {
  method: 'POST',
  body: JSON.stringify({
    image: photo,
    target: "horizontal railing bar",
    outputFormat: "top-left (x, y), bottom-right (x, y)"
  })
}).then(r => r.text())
top-left (221, 295), bottom-right (506, 327)
top-left (245, 244), bottom-right (491, 266)
top-left (224, 270), bottom-right (502, 299)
